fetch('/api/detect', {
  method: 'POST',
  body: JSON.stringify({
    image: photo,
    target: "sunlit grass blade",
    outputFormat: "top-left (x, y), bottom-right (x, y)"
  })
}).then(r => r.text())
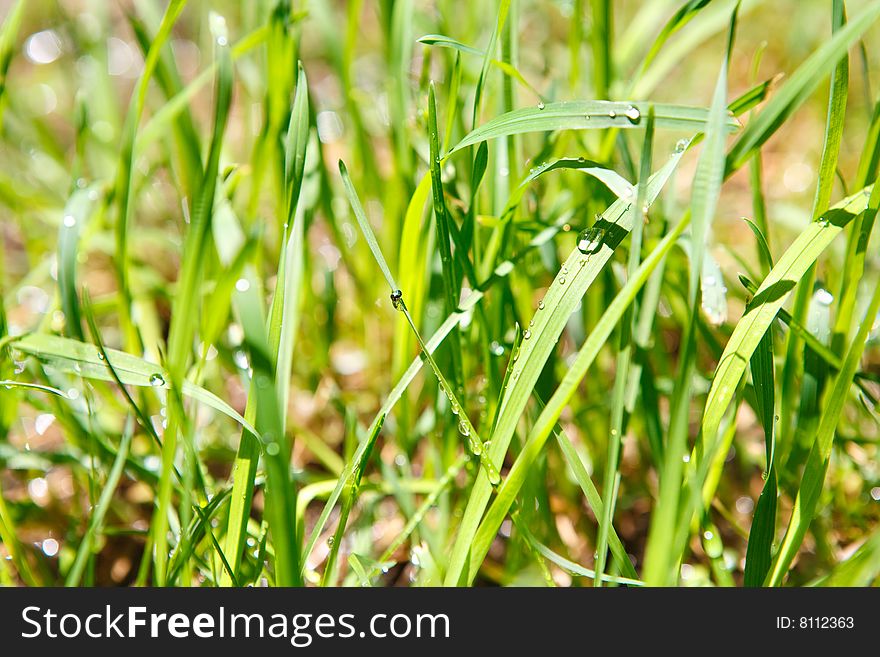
top-left (445, 143), bottom-right (688, 586)
top-left (448, 101), bottom-right (737, 156)
top-left (463, 207), bottom-right (691, 584)
top-left (768, 262), bottom-right (880, 586)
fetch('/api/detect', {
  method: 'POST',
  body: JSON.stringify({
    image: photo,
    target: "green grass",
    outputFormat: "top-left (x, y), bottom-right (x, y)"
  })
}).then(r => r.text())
top-left (1, 0), bottom-right (880, 588)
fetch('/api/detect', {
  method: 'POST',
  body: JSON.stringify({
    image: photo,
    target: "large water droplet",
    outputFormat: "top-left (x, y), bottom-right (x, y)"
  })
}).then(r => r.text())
top-left (149, 373), bottom-right (165, 387)
top-left (537, 100), bottom-right (545, 110)
top-left (523, 329), bottom-right (531, 340)
top-left (458, 420), bottom-right (470, 437)
top-left (624, 105), bottom-right (641, 123)
top-left (815, 289), bottom-right (834, 306)
top-left (390, 289), bottom-right (404, 310)
top-left (63, 214), bottom-right (76, 228)
top-left (538, 300), bottom-right (545, 310)
top-left (577, 227), bottom-right (606, 255)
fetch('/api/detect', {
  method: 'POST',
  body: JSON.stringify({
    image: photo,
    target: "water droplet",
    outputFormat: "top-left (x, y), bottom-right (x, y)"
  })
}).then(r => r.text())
top-left (538, 300), bottom-right (545, 310)
top-left (577, 227), bottom-right (606, 255)
top-left (149, 373), bottom-right (165, 387)
top-left (63, 214), bottom-right (76, 228)
top-left (818, 217), bottom-right (829, 227)
top-left (487, 470), bottom-right (501, 485)
top-left (675, 139), bottom-right (689, 153)
top-left (703, 530), bottom-right (714, 541)
top-left (523, 329), bottom-right (531, 340)
top-left (682, 453), bottom-right (691, 463)
top-left (624, 105), bottom-right (641, 122)
top-left (608, 109), bottom-right (617, 119)
top-left (815, 289), bottom-right (834, 306)
top-left (705, 275), bottom-right (716, 286)
top-left (97, 352), bottom-right (105, 361)
top-left (266, 442), bottom-right (280, 456)
top-left (390, 289), bottom-right (404, 310)
top-left (559, 277), bottom-right (566, 285)
top-left (537, 101), bottom-right (545, 110)
top-left (490, 341), bottom-right (504, 356)
top-left (235, 278), bottom-right (250, 292)
top-left (583, 114), bottom-right (591, 121)
top-left (458, 420), bottom-right (470, 437)
top-left (41, 538), bottom-right (59, 557)
top-left (326, 536), bottom-right (335, 547)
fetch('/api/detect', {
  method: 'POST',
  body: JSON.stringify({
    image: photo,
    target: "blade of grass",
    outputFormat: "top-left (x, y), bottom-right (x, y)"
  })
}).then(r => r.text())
top-left (448, 101), bottom-right (737, 156)
top-left (644, 5), bottom-right (736, 586)
top-left (768, 262), bottom-right (880, 585)
top-left (464, 208), bottom-right (691, 583)
top-left (595, 107), bottom-right (654, 585)
top-left (446, 143), bottom-right (688, 586)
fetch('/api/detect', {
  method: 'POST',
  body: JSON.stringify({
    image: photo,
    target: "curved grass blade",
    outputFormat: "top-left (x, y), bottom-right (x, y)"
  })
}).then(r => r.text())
top-left (767, 206), bottom-right (880, 586)
top-left (448, 101), bottom-right (737, 156)
top-left (505, 158), bottom-right (634, 215)
top-left (464, 214), bottom-right (691, 582)
top-left (697, 188), bottom-right (871, 466)
top-left (10, 333), bottom-right (257, 436)
top-left (418, 33), bottom-right (484, 56)
top-left (445, 144), bottom-right (688, 586)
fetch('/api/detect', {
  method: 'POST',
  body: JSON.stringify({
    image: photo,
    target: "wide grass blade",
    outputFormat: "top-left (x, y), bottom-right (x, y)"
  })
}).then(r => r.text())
top-left (445, 145), bottom-right (688, 585)
top-left (464, 210), bottom-right (691, 581)
top-left (448, 101), bottom-right (737, 156)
